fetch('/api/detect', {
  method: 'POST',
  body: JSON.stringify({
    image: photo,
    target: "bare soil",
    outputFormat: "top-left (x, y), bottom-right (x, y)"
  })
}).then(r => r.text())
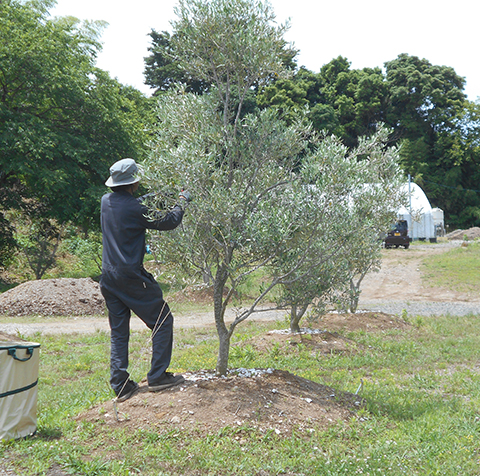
top-left (80, 369), bottom-right (362, 438)
top-left (359, 239), bottom-right (480, 304)
top-left (77, 310), bottom-right (407, 439)
top-left (0, 277), bottom-right (105, 316)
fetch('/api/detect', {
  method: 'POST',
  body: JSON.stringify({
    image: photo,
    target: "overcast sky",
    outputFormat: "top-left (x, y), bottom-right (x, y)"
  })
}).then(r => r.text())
top-left (50, 0), bottom-right (480, 101)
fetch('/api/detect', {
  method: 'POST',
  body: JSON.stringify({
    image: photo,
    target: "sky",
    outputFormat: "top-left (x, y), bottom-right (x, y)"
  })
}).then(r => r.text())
top-left (50, 0), bottom-right (480, 101)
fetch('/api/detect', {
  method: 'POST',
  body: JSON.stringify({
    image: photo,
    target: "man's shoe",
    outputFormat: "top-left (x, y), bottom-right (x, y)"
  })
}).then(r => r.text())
top-left (149, 372), bottom-right (185, 392)
top-left (116, 380), bottom-right (139, 402)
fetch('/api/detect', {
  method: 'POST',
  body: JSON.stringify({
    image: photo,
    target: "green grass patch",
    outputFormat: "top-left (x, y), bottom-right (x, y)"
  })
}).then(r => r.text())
top-left (3, 314), bottom-right (480, 475)
top-left (422, 240), bottom-right (480, 293)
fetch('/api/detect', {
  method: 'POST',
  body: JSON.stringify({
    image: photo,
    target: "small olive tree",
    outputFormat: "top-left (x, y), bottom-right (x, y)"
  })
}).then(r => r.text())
top-left (272, 128), bottom-right (406, 331)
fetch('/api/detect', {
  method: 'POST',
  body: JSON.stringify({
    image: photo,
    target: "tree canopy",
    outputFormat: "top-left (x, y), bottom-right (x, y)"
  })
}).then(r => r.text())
top-left (145, 35), bottom-right (480, 229)
top-left (0, 0), bottom-right (152, 243)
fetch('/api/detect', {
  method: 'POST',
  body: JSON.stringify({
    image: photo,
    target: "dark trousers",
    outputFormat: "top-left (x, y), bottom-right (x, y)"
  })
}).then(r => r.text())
top-left (100, 268), bottom-right (173, 393)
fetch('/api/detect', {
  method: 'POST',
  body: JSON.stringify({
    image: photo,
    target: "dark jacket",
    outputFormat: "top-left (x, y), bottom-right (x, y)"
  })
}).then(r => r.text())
top-left (101, 190), bottom-right (184, 273)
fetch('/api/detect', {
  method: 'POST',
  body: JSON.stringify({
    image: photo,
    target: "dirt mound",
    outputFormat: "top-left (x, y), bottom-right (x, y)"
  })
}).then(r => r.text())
top-left (80, 369), bottom-right (362, 438)
top-left (446, 227), bottom-right (480, 240)
top-left (315, 311), bottom-right (409, 332)
top-left (79, 312), bottom-right (405, 441)
top-left (242, 312), bottom-right (409, 355)
top-left (0, 278), bottom-right (105, 316)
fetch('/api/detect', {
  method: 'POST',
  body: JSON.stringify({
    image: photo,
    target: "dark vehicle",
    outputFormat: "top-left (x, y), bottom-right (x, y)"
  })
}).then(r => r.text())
top-left (384, 220), bottom-right (411, 249)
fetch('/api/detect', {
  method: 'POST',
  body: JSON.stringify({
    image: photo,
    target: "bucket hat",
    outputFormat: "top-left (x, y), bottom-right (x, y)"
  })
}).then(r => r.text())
top-left (105, 158), bottom-right (142, 187)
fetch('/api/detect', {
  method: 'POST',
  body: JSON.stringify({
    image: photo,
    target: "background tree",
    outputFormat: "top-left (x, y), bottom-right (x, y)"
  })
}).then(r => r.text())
top-left (258, 53), bottom-right (480, 229)
top-left (144, 30), bottom-right (211, 95)
top-left (0, 0), bottom-right (152, 260)
top-left (383, 54), bottom-right (470, 227)
top-left (143, 12), bottom-right (480, 230)
top-left (17, 218), bottom-right (64, 280)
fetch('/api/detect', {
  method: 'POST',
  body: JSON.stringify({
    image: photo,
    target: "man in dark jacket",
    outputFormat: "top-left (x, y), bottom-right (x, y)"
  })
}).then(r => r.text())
top-left (100, 158), bottom-right (189, 402)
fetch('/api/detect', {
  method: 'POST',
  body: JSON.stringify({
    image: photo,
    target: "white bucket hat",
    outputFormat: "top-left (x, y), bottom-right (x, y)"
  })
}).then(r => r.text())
top-left (105, 158), bottom-right (142, 187)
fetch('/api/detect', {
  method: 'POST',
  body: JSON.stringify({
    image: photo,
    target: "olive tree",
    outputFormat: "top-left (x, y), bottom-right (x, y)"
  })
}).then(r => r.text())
top-left (273, 128), bottom-right (405, 331)
top-left (142, 0), bottom-right (405, 374)
top-left (144, 88), bottom-right (314, 375)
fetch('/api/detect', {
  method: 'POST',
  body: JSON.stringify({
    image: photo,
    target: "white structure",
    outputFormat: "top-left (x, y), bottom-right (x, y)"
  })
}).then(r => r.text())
top-left (397, 182), bottom-right (444, 241)
top-left (431, 207), bottom-right (445, 237)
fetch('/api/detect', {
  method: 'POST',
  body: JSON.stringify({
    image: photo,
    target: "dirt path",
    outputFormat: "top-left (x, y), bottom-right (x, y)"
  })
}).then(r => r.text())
top-left (1, 240), bottom-right (477, 337)
top-left (0, 307), bottom-right (285, 337)
top-left (359, 240), bottom-right (480, 304)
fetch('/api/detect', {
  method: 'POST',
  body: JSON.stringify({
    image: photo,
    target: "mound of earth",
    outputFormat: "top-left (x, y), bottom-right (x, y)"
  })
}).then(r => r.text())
top-left (248, 312), bottom-right (409, 354)
top-left (80, 312), bottom-right (406, 439)
top-left (80, 369), bottom-right (362, 437)
top-left (0, 278), bottom-right (105, 316)
top-left (446, 226), bottom-right (480, 240)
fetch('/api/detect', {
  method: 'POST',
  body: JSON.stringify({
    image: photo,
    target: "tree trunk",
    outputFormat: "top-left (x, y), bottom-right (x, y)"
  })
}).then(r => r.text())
top-left (216, 326), bottom-right (231, 377)
top-left (290, 305), bottom-right (301, 333)
top-left (290, 302), bottom-right (310, 333)
top-left (213, 263), bottom-right (230, 376)
top-left (349, 278), bottom-right (360, 313)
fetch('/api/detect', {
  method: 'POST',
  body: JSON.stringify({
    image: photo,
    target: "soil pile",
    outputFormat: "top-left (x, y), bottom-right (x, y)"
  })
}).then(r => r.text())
top-left (446, 227), bottom-right (480, 240)
top-left (0, 278), bottom-right (105, 316)
top-left (82, 369), bottom-right (362, 437)
top-left (79, 312), bottom-right (408, 438)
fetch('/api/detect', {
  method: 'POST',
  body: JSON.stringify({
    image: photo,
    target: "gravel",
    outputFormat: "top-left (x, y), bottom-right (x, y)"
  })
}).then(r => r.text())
top-left (359, 300), bottom-right (480, 317)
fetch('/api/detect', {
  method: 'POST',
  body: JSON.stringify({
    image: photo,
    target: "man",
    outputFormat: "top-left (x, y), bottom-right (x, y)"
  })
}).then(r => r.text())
top-left (100, 158), bottom-right (190, 402)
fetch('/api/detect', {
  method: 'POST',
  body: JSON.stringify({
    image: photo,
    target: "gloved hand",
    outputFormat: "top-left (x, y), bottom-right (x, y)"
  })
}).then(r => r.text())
top-left (178, 189), bottom-right (192, 210)
top-left (179, 190), bottom-right (192, 203)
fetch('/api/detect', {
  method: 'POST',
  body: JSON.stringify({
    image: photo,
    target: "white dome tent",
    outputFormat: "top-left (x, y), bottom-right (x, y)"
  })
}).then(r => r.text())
top-left (397, 181), bottom-right (444, 241)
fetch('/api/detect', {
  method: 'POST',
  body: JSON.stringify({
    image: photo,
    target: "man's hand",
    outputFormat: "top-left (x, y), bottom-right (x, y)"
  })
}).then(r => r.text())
top-left (179, 190), bottom-right (192, 202)
top-left (178, 190), bottom-right (192, 209)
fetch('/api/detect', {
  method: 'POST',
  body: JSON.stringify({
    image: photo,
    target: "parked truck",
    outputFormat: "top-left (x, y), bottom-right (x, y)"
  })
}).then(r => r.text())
top-left (384, 220), bottom-right (412, 249)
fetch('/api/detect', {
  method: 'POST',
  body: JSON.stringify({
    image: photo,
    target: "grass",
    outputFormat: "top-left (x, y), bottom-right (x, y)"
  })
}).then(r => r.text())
top-left (422, 240), bottom-right (480, 293)
top-left (2, 313), bottom-right (480, 475)
top-left (2, 242), bottom-right (480, 474)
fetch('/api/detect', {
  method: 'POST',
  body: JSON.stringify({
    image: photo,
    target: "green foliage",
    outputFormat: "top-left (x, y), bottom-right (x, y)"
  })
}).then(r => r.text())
top-left (16, 218), bottom-right (63, 280)
top-left (0, 0), bottom-right (152, 248)
top-left (382, 54), bottom-right (480, 229)
top-left (144, 29), bottom-right (211, 95)
top-left (170, 0), bottom-right (290, 93)
top-left (384, 53), bottom-right (465, 140)
top-left (0, 212), bottom-right (16, 268)
top-left (143, 0), bottom-right (303, 375)
top-left (144, 2), bottom-right (480, 230)
top-left (273, 127), bottom-right (405, 330)
top-left (44, 231), bottom-right (103, 279)
top-left (142, 0), bottom-right (405, 375)
top-left (256, 54), bottom-right (479, 229)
